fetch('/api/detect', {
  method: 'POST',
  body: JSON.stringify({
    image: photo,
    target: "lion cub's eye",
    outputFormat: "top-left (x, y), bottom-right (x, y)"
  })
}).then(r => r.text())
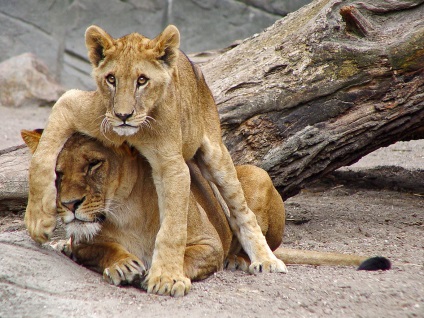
top-left (106, 74), bottom-right (116, 85)
top-left (137, 76), bottom-right (148, 87)
top-left (87, 159), bottom-right (103, 173)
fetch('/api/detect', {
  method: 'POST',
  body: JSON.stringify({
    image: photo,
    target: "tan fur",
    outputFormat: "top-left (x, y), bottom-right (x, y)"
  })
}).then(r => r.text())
top-left (22, 130), bottom-right (371, 293)
top-left (24, 25), bottom-right (289, 296)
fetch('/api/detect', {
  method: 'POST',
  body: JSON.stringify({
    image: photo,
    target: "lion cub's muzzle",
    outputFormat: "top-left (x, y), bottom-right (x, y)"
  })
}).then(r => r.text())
top-left (111, 110), bottom-right (140, 136)
top-left (114, 111), bottom-right (134, 123)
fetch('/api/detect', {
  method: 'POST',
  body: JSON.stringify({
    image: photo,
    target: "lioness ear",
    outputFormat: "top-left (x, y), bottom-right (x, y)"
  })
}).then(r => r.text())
top-left (85, 25), bottom-right (114, 67)
top-left (21, 129), bottom-right (44, 154)
top-left (151, 25), bottom-right (180, 66)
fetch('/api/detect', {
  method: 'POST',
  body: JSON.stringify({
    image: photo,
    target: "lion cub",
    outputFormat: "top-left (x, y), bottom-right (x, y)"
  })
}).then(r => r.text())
top-left (24, 25), bottom-right (286, 296)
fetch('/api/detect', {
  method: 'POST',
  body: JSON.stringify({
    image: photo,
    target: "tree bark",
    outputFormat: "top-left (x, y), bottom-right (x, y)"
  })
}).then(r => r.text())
top-left (0, 145), bottom-right (30, 214)
top-left (1, 0), bottom-right (423, 209)
top-left (201, 0), bottom-right (424, 199)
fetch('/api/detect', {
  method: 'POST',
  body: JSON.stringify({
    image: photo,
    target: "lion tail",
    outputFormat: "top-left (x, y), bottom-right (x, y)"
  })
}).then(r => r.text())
top-left (273, 247), bottom-right (391, 271)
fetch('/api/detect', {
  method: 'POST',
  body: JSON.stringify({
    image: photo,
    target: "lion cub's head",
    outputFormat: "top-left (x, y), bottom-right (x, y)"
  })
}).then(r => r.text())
top-left (22, 129), bottom-right (137, 242)
top-left (85, 25), bottom-right (180, 137)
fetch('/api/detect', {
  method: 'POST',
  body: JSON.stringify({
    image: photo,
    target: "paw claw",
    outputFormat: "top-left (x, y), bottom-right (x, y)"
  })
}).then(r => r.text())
top-left (49, 238), bottom-right (72, 256)
top-left (144, 268), bottom-right (191, 297)
top-left (103, 255), bottom-right (146, 286)
top-left (249, 259), bottom-right (288, 274)
top-left (171, 281), bottom-right (188, 297)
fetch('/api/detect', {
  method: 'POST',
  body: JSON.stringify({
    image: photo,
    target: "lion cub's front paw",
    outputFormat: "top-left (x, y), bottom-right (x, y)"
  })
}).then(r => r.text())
top-left (24, 208), bottom-right (57, 244)
top-left (143, 267), bottom-right (191, 297)
top-left (25, 191), bottom-right (57, 244)
top-left (103, 256), bottom-right (146, 286)
top-left (249, 258), bottom-right (288, 274)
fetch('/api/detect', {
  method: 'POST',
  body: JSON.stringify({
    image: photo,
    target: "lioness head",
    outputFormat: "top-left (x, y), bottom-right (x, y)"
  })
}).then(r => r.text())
top-left (22, 129), bottom-right (137, 242)
top-left (85, 25), bottom-right (180, 137)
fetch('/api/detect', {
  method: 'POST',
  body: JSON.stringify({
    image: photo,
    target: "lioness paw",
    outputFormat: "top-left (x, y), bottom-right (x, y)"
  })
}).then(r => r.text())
top-left (249, 259), bottom-right (288, 274)
top-left (143, 269), bottom-right (191, 297)
top-left (103, 257), bottom-right (146, 286)
top-left (49, 238), bottom-right (72, 257)
top-left (224, 254), bottom-right (250, 272)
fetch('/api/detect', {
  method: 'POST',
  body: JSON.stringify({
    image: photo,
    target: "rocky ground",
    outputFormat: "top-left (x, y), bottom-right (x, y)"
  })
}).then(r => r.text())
top-left (0, 105), bottom-right (423, 317)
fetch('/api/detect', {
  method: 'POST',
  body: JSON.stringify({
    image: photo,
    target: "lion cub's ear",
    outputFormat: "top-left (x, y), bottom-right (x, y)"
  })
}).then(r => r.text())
top-left (150, 25), bottom-right (180, 67)
top-left (85, 25), bottom-right (114, 67)
top-left (20, 129), bottom-right (43, 154)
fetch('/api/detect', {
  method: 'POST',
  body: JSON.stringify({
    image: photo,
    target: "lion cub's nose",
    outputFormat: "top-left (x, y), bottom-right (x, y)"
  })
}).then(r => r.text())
top-left (62, 197), bottom-right (85, 212)
top-left (115, 111), bottom-right (134, 122)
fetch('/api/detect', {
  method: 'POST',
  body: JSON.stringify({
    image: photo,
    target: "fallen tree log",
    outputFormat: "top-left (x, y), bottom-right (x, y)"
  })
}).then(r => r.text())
top-left (0, 145), bottom-right (30, 214)
top-left (0, 0), bottom-right (423, 209)
top-left (202, 0), bottom-right (424, 199)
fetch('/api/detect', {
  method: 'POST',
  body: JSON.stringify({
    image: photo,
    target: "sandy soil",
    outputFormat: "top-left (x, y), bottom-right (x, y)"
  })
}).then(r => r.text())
top-left (0, 105), bottom-right (423, 317)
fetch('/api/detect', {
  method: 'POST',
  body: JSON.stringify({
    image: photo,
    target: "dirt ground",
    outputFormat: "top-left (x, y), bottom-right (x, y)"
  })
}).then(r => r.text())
top-left (0, 105), bottom-right (423, 318)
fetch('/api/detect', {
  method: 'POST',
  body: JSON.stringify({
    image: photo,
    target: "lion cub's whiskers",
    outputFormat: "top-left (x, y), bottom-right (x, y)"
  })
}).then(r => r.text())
top-left (146, 115), bottom-right (156, 123)
top-left (101, 117), bottom-right (114, 143)
top-left (141, 116), bottom-right (156, 131)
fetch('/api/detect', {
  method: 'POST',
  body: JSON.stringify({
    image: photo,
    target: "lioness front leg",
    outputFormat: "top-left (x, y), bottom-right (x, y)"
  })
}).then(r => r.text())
top-left (198, 136), bottom-right (287, 274)
top-left (72, 242), bottom-right (146, 286)
top-left (140, 150), bottom-right (191, 297)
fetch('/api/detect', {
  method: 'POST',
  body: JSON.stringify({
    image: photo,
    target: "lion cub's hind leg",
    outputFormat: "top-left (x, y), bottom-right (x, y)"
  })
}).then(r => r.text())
top-left (196, 136), bottom-right (287, 274)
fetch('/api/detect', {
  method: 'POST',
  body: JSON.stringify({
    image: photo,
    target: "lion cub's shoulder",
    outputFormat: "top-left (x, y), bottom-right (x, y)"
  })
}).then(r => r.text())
top-left (59, 89), bottom-right (91, 99)
top-left (53, 89), bottom-right (98, 112)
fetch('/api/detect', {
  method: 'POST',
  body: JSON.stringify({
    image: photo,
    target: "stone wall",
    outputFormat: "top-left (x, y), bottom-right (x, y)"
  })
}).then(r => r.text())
top-left (0, 0), bottom-right (310, 90)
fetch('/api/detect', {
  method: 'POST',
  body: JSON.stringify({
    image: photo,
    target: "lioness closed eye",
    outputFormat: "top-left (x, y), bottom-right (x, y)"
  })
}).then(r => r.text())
top-left (25, 24), bottom-right (288, 296)
top-left (22, 130), bottom-right (391, 293)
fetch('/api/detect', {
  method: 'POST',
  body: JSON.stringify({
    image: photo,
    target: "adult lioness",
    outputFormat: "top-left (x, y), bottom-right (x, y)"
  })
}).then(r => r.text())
top-left (25, 25), bottom-right (286, 296)
top-left (22, 130), bottom-right (390, 295)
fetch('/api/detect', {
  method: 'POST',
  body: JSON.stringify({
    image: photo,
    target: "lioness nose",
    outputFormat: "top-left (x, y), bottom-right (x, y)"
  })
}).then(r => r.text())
top-left (62, 197), bottom-right (85, 212)
top-left (115, 111), bottom-right (134, 122)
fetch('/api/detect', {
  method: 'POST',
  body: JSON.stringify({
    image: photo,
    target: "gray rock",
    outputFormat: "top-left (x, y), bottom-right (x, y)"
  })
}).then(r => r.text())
top-left (238, 0), bottom-right (312, 15)
top-left (0, 0), bottom-right (70, 80)
top-left (0, 0), bottom-right (311, 90)
top-left (0, 53), bottom-right (65, 108)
